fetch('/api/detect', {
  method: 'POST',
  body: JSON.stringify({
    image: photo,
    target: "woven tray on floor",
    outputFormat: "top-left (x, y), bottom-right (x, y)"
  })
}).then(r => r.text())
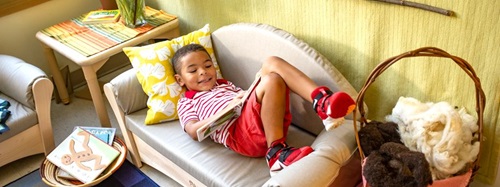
top-left (40, 137), bottom-right (127, 186)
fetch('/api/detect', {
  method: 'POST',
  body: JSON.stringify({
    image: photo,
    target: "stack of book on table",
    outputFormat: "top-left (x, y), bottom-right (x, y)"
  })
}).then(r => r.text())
top-left (82, 9), bottom-right (121, 24)
top-left (46, 126), bottom-right (119, 184)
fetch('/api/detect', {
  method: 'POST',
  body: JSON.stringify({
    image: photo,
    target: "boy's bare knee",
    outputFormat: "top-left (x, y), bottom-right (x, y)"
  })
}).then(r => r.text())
top-left (262, 56), bottom-right (285, 72)
top-left (261, 72), bottom-right (285, 88)
top-left (265, 56), bottom-right (283, 62)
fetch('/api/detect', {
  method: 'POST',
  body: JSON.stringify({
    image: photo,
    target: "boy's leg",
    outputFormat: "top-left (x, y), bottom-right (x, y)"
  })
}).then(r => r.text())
top-left (259, 56), bottom-right (317, 102)
top-left (260, 56), bottom-right (355, 130)
top-left (255, 73), bottom-right (313, 176)
top-left (255, 72), bottom-right (287, 146)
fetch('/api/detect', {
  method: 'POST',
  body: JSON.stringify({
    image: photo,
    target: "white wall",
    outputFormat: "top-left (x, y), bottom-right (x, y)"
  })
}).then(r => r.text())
top-left (0, 0), bottom-right (101, 73)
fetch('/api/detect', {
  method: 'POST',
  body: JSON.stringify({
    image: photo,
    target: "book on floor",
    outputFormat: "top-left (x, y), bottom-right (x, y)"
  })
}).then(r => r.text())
top-left (46, 127), bottom-right (120, 184)
top-left (196, 73), bottom-right (261, 142)
top-left (73, 126), bottom-right (116, 145)
top-left (56, 168), bottom-right (78, 180)
top-left (82, 10), bottom-right (120, 24)
top-left (56, 126), bottom-right (117, 180)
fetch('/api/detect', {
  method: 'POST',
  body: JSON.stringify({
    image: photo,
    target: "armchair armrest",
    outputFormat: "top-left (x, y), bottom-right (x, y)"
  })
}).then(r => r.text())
top-left (32, 77), bottom-right (55, 154)
top-left (107, 69), bottom-right (148, 114)
top-left (0, 55), bottom-right (47, 109)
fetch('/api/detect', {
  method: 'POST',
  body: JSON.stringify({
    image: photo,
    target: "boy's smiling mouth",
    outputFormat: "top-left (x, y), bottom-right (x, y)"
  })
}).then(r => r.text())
top-left (198, 77), bottom-right (212, 84)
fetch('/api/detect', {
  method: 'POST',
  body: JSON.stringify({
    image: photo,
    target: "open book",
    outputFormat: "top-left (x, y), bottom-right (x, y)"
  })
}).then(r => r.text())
top-left (196, 74), bottom-right (261, 142)
top-left (46, 127), bottom-right (120, 184)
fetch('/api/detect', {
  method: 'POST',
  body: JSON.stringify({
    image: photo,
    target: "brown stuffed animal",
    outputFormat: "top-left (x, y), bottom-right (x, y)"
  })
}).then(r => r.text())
top-left (358, 121), bottom-right (402, 156)
top-left (363, 142), bottom-right (433, 187)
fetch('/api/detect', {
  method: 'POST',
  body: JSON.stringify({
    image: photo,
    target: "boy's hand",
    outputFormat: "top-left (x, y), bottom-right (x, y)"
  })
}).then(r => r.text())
top-left (228, 91), bottom-right (246, 115)
top-left (235, 90), bottom-right (245, 99)
top-left (228, 91), bottom-right (245, 106)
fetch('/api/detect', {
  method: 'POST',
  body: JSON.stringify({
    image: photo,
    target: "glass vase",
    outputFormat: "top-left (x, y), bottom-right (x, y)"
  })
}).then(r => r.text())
top-left (116, 0), bottom-right (147, 28)
top-left (99, 0), bottom-right (118, 10)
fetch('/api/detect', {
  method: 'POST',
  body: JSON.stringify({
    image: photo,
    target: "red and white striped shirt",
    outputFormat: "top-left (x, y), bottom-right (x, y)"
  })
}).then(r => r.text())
top-left (177, 79), bottom-right (242, 145)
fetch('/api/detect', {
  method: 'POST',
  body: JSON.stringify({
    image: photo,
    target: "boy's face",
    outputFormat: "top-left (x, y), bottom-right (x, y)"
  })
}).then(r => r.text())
top-left (174, 51), bottom-right (217, 91)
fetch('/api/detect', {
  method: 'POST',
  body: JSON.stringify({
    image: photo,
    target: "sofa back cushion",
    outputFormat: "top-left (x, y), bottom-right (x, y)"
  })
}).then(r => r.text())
top-left (109, 69), bottom-right (149, 115)
top-left (211, 23), bottom-right (359, 135)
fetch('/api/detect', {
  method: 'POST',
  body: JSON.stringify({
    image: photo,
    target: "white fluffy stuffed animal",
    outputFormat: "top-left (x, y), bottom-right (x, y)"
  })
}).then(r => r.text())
top-left (385, 97), bottom-right (480, 180)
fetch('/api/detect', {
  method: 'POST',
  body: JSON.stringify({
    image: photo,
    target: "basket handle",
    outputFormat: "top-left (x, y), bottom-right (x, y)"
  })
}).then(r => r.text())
top-left (352, 47), bottom-right (485, 169)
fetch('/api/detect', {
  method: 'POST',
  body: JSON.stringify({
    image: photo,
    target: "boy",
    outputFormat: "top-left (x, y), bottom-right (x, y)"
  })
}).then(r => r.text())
top-left (173, 44), bottom-right (355, 175)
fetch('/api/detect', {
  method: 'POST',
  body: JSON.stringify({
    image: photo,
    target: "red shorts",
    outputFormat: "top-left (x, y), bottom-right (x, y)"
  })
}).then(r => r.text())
top-left (225, 85), bottom-right (292, 157)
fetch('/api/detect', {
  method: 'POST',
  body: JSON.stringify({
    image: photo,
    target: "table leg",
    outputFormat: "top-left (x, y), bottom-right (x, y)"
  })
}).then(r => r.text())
top-left (82, 61), bottom-right (111, 127)
top-left (40, 43), bottom-right (70, 104)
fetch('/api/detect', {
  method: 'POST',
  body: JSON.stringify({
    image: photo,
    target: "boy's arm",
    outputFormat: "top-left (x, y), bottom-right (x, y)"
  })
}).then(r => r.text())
top-left (184, 120), bottom-right (203, 141)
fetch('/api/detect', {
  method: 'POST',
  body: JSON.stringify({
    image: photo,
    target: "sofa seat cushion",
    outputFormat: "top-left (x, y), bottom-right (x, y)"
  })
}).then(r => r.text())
top-left (125, 108), bottom-right (319, 186)
top-left (0, 94), bottom-right (37, 142)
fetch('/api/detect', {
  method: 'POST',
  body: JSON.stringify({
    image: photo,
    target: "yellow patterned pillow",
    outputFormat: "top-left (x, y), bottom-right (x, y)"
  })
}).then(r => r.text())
top-left (123, 24), bottom-right (222, 124)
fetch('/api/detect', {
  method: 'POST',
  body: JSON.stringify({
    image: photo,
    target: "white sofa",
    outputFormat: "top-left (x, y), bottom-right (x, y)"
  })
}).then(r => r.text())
top-left (104, 23), bottom-right (361, 186)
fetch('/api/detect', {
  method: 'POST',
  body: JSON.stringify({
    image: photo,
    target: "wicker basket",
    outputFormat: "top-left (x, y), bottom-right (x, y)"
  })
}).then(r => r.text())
top-left (40, 137), bottom-right (127, 186)
top-left (353, 47), bottom-right (485, 186)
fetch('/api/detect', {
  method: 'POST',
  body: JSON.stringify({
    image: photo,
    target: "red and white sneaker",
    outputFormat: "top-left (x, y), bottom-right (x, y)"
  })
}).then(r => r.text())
top-left (266, 141), bottom-right (314, 176)
top-left (311, 86), bottom-right (356, 130)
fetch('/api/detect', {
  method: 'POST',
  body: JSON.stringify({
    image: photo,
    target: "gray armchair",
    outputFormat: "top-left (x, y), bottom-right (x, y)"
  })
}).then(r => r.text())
top-left (0, 55), bottom-right (55, 167)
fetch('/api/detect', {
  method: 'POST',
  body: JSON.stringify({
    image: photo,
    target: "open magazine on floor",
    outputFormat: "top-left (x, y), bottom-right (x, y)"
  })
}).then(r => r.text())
top-left (196, 74), bottom-right (261, 142)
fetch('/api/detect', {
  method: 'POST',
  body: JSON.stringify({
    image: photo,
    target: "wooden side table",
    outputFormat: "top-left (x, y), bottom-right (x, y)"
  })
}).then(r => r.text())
top-left (36, 14), bottom-right (179, 127)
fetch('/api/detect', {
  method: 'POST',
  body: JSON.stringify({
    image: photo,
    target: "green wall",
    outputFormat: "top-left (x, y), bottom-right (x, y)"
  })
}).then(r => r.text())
top-left (148, 0), bottom-right (500, 184)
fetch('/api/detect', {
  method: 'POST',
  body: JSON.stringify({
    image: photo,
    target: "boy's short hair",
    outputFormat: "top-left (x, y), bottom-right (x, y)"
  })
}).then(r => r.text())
top-left (172, 44), bottom-right (211, 74)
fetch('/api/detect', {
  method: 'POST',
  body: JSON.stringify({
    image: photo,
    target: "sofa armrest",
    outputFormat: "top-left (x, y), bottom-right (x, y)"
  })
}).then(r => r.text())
top-left (0, 55), bottom-right (47, 109)
top-left (104, 69), bottom-right (148, 166)
top-left (263, 120), bottom-right (358, 186)
top-left (107, 69), bottom-right (148, 114)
